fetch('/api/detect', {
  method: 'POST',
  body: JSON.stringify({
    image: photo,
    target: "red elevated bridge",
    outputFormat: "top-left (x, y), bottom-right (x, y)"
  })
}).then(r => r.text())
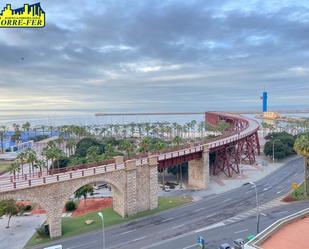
top-left (0, 112), bottom-right (260, 192)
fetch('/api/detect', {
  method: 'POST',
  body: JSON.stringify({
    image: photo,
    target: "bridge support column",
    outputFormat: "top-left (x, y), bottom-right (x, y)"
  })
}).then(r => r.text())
top-left (148, 156), bottom-right (158, 209)
top-left (125, 159), bottom-right (138, 216)
top-left (46, 209), bottom-right (62, 238)
top-left (188, 146), bottom-right (209, 189)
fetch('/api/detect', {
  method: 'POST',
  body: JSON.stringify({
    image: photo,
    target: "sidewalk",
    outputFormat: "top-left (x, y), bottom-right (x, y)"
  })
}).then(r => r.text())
top-left (0, 214), bottom-right (45, 249)
top-left (159, 155), bottom-right (299, 201)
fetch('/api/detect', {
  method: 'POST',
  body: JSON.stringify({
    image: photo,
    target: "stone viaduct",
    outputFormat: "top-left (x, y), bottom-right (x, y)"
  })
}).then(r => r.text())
top-left (0, 149), bottom-right (210, 238)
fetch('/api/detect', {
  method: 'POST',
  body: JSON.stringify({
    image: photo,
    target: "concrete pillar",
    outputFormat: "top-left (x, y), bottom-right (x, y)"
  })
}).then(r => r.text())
top-left (112, 156), bottom-right (126, 217)
top-left (125, 159), bottom-right (137, 216)
top-left (188, 146), bottom-right (209, 189)
top-left (43, 203), bottom-right (63, 238)
top-left (148, 156), bottom-right (159, 209)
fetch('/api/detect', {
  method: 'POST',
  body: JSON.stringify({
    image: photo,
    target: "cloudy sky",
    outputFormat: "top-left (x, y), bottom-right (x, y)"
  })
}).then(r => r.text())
top-left (0, 0), bottom-right (309, 113)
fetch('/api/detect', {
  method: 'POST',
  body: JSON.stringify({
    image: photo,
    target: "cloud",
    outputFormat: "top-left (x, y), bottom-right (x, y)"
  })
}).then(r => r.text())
top-left (0, 0), bottom-right (308, 112)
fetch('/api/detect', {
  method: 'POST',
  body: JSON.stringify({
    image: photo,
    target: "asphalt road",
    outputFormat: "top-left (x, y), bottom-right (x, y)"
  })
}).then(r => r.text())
top-left (31, 157), bottom-right (306, 249)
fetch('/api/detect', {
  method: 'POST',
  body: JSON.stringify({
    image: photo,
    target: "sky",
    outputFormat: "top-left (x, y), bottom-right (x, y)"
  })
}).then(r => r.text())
top-left (0, 0), bottom-right (309, 113)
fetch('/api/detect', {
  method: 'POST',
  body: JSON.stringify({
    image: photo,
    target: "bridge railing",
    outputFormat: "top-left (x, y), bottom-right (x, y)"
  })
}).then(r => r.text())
top-left (0, 161), bottom-right (125, 192)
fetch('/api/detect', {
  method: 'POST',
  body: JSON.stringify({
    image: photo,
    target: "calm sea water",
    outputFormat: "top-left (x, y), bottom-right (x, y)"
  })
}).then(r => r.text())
top-left (0, 110), bottom-right (308, 128)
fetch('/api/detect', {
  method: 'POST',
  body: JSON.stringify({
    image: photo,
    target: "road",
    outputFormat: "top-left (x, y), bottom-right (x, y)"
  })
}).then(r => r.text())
top-left (30, 157), bottom-right (305, 249)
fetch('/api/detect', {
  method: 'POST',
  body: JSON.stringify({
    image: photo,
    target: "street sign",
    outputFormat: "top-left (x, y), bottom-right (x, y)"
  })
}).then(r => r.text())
top-left (291, 182), bottom-right (298, 190)
top-left (197, 235), bottom-right (205, 248)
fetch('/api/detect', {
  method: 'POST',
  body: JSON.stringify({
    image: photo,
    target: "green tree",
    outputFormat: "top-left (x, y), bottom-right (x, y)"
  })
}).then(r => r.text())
top-left (75, 138), bottom-right (104, 157)
top-left (74, 185), bottom-right (94, 206)
top-left (294, 133), bottom-right (309, 197)
top-left (0, 199), bottom-right (24, 228)
top-left (22, 122), bottom-right (31, 140)
top-left (9, 161), bottom-right (20, 181)
top-left (25, 148), bottom-right (37, 175)
top-left (0, 125), bottom-right (7, 154)
top-left (119, 139), bottom-right (134, 157)
top-left (139, 137), bottom-right (150, 153)
top-left (86, 146), bottom-right (100, 163)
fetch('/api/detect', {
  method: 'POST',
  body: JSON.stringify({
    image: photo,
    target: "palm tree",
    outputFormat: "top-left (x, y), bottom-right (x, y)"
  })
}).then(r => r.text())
top-left (119, 139), bottom-right (134, 157)
top-left (25, 148), bottom-right (37, 176)
top-left (9, 161), bottom-right (20, 181)
top-left (11, 124), bottom-right (22, 147)
top-left (86, 146), bottom-right (100, 164)
top-left (0, 125), bottom-right (7, 154)
top-left (22, 122), bottom-right (31, 140)
top-left (139, 137), bottom-right (150, 153)
top-left (17, 151), bottom-right (26, 176)
top-left (66, 138), bottom-right (76, 156)
top-left (294, 133), bottom-right (309, 197)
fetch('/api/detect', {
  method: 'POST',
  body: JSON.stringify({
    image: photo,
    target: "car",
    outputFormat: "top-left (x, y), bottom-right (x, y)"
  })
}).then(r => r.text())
top-left (233, 238), bottom-right (246, 249)
top-left (218, 243), bottom-right (232, 249)
top-left (43, 245), bottom-right (62, 249)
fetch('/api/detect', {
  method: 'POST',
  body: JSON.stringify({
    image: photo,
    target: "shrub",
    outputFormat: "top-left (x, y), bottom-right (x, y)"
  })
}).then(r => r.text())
top-left (65, 200), bottom-right (76, 212)
top-left (24, 204), bottom-right (32, 211)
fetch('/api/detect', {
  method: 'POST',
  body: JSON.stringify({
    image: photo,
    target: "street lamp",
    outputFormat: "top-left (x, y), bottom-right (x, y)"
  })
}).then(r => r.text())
top-left (270, 135), bottom-right (275, 164)
top-left (244, 182), bottom-right (260, 234)
top-left (97, 212), bottom-right (105, 249)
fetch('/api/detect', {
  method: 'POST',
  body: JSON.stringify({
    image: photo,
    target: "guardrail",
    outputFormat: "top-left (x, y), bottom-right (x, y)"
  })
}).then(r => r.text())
top-left (246, 208), bottom-right (309, 249)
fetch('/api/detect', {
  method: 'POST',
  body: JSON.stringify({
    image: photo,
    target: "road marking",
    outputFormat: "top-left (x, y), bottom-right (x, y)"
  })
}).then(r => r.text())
top-left (131, 236), bottom-right (146, 242)
top-left (161, 217), bottom-right (174, 223)
top-left (193, 207), bottom-right (206, 213)
top-left (222, 198), bottom-right (231, 203)
top-left (277, 211), bottom-right (289, 215)
top-left (195, 222), bottom-right (225, 233)
top-left (260, 212), bottom-right (267, 217)
top-left (120, 229), bottom-right (136, 235)
top-left (172, 224), bottom-right (185, 229)
top-left (183, 243), bottom-right (198, 249)
top-left (276, 190), bottom-right (282, 194)
top-left (234, 229), bottom-right (248, 234)
top-left (205, 213), bottom-right (217, 218)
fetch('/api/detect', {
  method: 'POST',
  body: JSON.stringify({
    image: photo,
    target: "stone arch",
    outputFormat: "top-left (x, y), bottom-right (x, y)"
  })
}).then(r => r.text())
top-left (62, 171), bottom-right (127, 217)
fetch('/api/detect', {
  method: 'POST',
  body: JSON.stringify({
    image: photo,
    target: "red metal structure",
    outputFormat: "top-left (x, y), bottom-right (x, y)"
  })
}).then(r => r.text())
top-left (206, 112), bottom-right (260, 177)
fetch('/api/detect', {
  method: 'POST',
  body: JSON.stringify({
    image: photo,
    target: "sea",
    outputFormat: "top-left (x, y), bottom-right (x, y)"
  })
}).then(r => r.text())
top-left (0, 110), bottom-right (308, 128)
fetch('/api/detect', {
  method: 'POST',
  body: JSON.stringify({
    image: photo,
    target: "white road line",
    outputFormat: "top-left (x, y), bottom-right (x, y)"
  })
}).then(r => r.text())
top-left (260, 212), bottom-right (267, 217)
top-left (205, 213), bottom-right (217, 218)
top-left (161, 217), bottom-right (174, 223)
top-left (223, 198), bottom-right (232, 203)
top-left (195, 222), bottom-right (225, 233)
top-left (194, 207), bottom-right (206, 212)
top-left (172, 224), bottom-right (185, 229)
top-left (120, 229), bottom-right (136, 235)
top-left (234, 229), bottom-right (248, 234)
top-left (183, 243), bottom-right (198, 249)
top-left (131, 236), bottom-right (146, 242)
top-left (276, 190), bottom-right (282, 194)
top-left (277, 211), bottom-right (289, 215)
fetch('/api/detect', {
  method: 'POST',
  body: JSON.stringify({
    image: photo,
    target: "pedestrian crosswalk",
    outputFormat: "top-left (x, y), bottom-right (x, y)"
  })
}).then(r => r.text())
top-left (224, 196), bottom-right (286, 224)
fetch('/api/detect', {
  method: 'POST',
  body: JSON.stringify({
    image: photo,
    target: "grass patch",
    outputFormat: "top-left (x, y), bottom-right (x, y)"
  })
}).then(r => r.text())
top-left (291, 181), bottom-right (309, 200)
top-left (0, 160), bottom-right (11, 174)
top-left (26, 196), bottom-right (192, 247)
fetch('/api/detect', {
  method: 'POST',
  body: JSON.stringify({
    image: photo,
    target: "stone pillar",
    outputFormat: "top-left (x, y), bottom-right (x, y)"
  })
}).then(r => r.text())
top-left (148, 156), bottom-right (159, 209)
top-left (43, 202), bottom-right (63, 238)
top-left (125, 159), bottom-right (137, 216)
top-left (112, 156), bottom-right (126, 217)
top-left (188, 146), bottom-right (209, 189)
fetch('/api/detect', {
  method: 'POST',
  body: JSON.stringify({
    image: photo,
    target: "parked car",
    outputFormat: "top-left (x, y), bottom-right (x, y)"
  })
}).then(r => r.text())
top-left (218, 243), bottom-right (232, 249)
top-left (233, 238), bottom-right (246, 249)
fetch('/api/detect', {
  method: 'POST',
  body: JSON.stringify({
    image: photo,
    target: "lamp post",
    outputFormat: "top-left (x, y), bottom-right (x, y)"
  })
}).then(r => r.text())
top-left (244, 182), bottom-right (260, 234)
top-left (270, 135), bottom-right (275, 164)
top-left (98, 212), bottom-right (105, 249)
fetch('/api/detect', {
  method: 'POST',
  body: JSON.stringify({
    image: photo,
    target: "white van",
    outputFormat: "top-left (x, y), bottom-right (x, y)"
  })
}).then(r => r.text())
top-left (43, 245), bottom-right (62, 249)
